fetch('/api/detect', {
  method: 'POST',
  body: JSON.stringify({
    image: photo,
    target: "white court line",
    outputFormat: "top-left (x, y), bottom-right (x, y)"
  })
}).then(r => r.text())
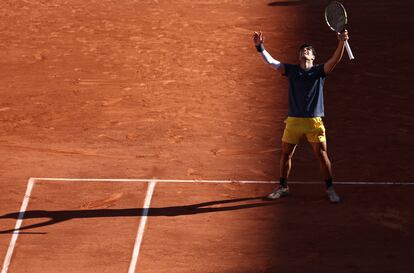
top-left (3, 177), bottom-right (413, 273)
top-left (31, 177), bottom-right (414, 185)
top-left (128, 180), bottom-right (156, 273)
top-left (1, 178), bottom-right (35, 273)
top-left (33, 177), bottom-right (274, 184)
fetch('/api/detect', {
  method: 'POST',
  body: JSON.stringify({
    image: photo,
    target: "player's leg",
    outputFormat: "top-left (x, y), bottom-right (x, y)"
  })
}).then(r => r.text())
top-left (309, 141), bottom-right (340, 203)
top-left (267, 118), bottom-right (302, 200)
top-left (305, 118), bottom-right (332, 184)
top-left (279, 118), bottom-right (301, 184)
top-left (280, 141), bottom-right (298, 183)
top-left (309, 141), bottom-right (332, 182)
top-left (267, 141), bottom-right (297, 200)
top-left (306, 118), bottom-right (340, 203)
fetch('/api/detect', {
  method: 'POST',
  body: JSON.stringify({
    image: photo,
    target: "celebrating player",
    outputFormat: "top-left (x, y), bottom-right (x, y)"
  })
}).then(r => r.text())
top-left (253, 30), bottom-right (349, 203)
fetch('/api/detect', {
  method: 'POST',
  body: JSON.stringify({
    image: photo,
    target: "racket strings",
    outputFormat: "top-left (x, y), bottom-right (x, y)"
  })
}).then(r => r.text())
top-left (326, 3), bottom-right (346, 32)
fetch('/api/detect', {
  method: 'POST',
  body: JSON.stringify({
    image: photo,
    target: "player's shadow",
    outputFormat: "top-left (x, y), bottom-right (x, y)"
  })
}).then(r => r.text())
top-left (267, 0), bottom-right (307, 6)
top-left (0, 196), bottom-right (277, 234)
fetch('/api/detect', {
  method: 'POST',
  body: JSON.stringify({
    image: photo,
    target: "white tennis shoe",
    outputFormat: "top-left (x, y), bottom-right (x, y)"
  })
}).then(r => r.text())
top-left (326, 186), bottom-right (341, 203)
top-left (267, 186), bottom-right (289, 200)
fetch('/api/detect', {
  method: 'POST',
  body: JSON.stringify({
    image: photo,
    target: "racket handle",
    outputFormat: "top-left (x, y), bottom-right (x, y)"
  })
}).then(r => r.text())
top-left (344, 40), bottom-right (355, 60)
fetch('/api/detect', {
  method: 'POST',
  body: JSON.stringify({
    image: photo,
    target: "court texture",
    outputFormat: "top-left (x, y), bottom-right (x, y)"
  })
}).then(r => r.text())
top-left (1, 0), bottom-right (413, 273)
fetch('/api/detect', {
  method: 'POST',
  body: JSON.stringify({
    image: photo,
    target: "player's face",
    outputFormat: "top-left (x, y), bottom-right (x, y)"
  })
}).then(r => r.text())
top-left (299, 47), bottom-right (315, 61)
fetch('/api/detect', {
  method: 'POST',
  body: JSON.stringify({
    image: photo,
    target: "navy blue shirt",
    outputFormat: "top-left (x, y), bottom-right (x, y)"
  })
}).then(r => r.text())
top-left (283, 63), bottom-right (327, 117)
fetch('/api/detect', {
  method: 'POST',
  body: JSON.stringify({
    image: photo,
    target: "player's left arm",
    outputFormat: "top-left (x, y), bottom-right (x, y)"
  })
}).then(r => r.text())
top-left (324, 30), bottom-right (349, 75)
top-left (253, 31), bottom-right (286, 75)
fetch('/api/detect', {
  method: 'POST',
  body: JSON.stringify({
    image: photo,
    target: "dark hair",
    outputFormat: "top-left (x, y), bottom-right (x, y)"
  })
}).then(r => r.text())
top-left (299, 44), bottom-right (316, 56)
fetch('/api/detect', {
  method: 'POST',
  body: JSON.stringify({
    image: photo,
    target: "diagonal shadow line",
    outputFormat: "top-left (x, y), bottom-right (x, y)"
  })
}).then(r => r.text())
top-left (268, 0), bottom-right (308, 6)
top-left (0, 196), bottom-right (278, 234)
top-left (0, 219), bottom-right (67, 234)
top-left (9, 232), bottom-right (47, 235)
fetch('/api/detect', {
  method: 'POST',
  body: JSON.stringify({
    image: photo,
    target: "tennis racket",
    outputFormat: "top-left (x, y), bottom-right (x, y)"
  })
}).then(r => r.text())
top-left (325, 1), bottom-right (355, 60)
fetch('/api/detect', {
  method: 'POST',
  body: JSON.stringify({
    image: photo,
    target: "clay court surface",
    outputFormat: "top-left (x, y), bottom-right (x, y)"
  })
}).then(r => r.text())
top-left (1, 0), bottom-right (413, 272)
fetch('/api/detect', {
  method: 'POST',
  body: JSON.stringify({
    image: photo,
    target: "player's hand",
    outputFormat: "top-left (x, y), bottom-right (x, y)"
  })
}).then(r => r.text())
top-left (337, 29), bottom-right (349, 42)
top-left (253, 31), bottom-right (264, 46)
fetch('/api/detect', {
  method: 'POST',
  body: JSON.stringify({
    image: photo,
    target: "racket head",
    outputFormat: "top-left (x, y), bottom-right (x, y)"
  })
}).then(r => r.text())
top-left (325, 1), bottom-right (348, 33)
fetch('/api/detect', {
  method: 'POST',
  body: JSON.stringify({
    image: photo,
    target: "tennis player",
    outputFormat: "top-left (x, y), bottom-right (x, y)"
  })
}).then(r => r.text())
top-left (253, 30), bottom-right (349, 203)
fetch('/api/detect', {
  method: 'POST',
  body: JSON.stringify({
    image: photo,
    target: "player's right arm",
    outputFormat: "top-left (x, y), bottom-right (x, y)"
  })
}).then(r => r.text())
top-left (324, 30), bottom-right (348, 75)
top-left (253, 31), bottom-right (285, 75)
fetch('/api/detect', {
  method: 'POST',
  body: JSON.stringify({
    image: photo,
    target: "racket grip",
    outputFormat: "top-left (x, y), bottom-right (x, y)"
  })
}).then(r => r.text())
top-left (344, 40), bottom-right (355, 60)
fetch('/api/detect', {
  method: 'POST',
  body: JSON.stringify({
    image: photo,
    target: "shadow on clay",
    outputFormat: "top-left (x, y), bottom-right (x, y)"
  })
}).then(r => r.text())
top-left (0, 196), bottom-right (279, 234)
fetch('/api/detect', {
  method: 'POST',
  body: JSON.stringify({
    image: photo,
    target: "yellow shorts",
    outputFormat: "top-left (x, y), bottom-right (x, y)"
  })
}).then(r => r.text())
top-left (282, 117), bottom-right (326, 144)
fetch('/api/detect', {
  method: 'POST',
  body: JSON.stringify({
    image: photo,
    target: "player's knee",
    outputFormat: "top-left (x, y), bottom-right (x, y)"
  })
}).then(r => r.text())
top-left (314, 148), bottom-right (328, 160)
top-left (282, 150), bottom-right (294, 160)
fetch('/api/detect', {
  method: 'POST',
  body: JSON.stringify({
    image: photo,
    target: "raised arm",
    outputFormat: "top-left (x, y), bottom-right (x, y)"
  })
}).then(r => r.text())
top-left (324, 30), bottom-right (349, 75)
top-left (253, 31), bottom-right (285, 75)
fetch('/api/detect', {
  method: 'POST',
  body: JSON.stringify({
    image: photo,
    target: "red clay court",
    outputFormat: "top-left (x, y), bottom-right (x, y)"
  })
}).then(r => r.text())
top-left (1, 0), bottom-right (413, 273)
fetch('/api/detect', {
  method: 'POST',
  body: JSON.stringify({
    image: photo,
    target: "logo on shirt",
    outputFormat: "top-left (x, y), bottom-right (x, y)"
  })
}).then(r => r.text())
top-left (299, 71), bottom-right (314, 77)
